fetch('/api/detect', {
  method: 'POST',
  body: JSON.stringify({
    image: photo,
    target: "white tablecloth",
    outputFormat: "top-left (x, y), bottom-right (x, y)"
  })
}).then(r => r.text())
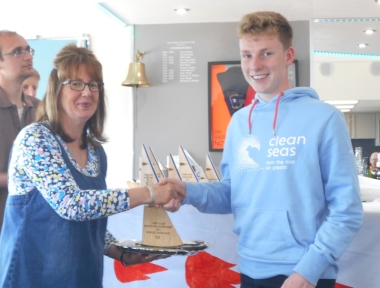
top-left (102, 176), bottom-right (380, 287)
top-left (103, 205), bottom-right (240, 288)
top-left (336, 176), bottom-right (380, 287)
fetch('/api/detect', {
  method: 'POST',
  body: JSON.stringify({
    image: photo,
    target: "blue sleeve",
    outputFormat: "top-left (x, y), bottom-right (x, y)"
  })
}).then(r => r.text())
top-left (183, 147), bottom-right (233, 214)
top-left (183, 180), bottom-right (232, 214)
top-left (182, 118), bottom-right (235, 214)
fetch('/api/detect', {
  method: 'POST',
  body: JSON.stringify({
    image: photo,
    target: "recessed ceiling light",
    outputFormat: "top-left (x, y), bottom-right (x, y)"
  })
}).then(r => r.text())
top-left (365, 29), bottom-right (376, 35)
top-left (358, 43), bottom-right (368, 48)
top-left (340, 109), bottom-right (351, 113)
top-left (174, 8), bottom-right (190, 14)
top-left (325, 100), bottom-right (359, 105)
top-left (335, 105), bottom-right (355, 109)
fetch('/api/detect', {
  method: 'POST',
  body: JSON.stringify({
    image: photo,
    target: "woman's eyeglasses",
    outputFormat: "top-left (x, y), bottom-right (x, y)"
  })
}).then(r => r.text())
top-left (62, 80), bottom-right (104, 92)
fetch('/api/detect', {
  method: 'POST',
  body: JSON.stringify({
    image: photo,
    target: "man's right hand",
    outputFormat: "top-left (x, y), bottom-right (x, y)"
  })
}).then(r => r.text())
top-left (159, 178), bottom-right (186, 212)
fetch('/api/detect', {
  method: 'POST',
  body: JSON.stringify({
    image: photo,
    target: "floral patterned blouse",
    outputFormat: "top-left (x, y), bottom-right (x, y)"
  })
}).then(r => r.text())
top-left (8, 122), bottom-right (130, 252)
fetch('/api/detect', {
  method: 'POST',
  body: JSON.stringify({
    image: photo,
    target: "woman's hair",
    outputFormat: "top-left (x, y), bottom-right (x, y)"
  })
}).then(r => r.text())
top-left (37, 44), bottom-right (107, 149)
top-left (237, 11), bottom-right (293, 49)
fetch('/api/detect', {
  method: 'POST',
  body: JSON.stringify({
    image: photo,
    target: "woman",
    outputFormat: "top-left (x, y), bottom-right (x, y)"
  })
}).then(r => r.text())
top-left (22, 67), bottom-right (40, 97)
top-left (0, 44), bottom-right (185, 287)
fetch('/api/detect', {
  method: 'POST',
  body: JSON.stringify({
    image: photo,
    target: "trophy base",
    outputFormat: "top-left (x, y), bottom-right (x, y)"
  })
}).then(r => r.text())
top-left (115, 240), bottom-right (208, 256)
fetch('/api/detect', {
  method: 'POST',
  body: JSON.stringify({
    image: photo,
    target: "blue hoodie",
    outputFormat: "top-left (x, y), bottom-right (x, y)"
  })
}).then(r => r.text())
top-left (184, 87), bottom-right (363, 285)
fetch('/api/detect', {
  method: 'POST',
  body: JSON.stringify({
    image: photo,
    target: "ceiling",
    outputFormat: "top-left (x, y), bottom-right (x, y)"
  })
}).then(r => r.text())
top-left (1, 0), bottom-right (379, 112)
top-left (312, 17), bottom-right (380, 56)
top-left (1, 0), bottom-right (378, 54)
top-left (0, 0), bottom-right (378, 31)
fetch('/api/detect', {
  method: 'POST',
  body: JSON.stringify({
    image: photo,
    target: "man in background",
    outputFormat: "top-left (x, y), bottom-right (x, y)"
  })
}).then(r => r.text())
top-left (22, 67), bottom-right (40, 97)
top-left (0, 30), bottom-right (40, 233)
top-left (370, 152), bottom-right (378, 171)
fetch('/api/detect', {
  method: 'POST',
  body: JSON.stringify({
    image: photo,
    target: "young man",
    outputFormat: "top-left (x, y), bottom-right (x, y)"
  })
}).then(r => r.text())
top-left (22, 67), bottom-right (40, 97)
top-left (0, 31), bottom-right (40, 233)
top-left (163, 12), bottom-right (363, 288)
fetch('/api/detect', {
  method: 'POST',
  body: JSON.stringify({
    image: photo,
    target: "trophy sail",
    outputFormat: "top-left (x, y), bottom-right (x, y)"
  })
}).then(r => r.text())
top-left (180, 146), bottom-right (209, 182)
top-left (178, 145), bottom-right (199, 182)
top-left (139, 145), bottom-right (158, 187)
top-left (142, 207), bottom-right (183, 247)
top-left (158, 161), bottom-right (168, 178)
top-left (205, 154), bottom-right (220, 182)
top-left (168, 153), bottom-right (182, 180)
top-left (198, 166), bottom-right (209, 183)
top-left (148, 147), bottom-right (165, 180)
top-left (140, 145), bottom-right (183, 247)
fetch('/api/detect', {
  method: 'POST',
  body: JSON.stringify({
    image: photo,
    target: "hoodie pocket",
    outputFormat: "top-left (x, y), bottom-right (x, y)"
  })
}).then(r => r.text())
top-left (235, 209), bottom-right (307, 263)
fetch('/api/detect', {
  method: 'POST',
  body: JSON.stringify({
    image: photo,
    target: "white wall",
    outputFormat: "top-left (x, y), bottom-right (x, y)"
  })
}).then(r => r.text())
top-left (92, 26), bottom-right (135, 188)
top-left (313, 55), bottom-right (380, 101)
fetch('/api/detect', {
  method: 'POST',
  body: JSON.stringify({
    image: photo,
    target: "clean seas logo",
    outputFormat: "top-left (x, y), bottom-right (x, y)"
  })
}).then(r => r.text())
top-left (235, 134), bottom-right (307, 172)
top-left (267, 136), bottom-right (306, 157)
top-left (235, 134), bottom-right (261, 172)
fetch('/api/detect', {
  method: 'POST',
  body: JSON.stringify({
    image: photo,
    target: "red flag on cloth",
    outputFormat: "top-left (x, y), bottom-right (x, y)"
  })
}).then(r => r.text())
top-left (114, 260), bottom-right (167, 283)
top-left (185, 251), bottom-right (241, 287)
top-left (335, 283), bottom-right (352, 288)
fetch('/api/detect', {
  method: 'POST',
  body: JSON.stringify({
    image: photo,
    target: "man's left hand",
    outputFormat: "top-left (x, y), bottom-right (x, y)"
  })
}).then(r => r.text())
top-left (281, 272), bottom-right (315, 288)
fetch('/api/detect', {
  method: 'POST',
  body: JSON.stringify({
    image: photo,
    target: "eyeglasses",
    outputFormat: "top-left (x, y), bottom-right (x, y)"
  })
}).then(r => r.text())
top-left (62, 80), bottom-right (104, 92)
top-left (2, 47), bottom-right (34, 57)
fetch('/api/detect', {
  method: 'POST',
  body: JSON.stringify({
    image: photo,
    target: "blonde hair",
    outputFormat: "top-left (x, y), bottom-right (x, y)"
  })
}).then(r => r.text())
top-left (29, 68), bottom-right (40, 80)
top-left (37, 44), bottom-right (107, 149)
top-left (238, 11), bottom-right (293, 49)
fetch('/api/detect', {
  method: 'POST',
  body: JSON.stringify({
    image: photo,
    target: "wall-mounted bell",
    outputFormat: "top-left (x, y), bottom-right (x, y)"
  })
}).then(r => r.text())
top-left (122, 50), bottom-right (151, 87)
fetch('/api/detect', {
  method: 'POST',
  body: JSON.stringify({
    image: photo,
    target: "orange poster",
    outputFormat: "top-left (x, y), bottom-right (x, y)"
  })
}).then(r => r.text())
top-left (208, 61), bottom-right (255, 150)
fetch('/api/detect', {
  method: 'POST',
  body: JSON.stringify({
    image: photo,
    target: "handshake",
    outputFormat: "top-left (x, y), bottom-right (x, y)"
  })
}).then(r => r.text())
top-left (142, 178), bottom-right (186, 212)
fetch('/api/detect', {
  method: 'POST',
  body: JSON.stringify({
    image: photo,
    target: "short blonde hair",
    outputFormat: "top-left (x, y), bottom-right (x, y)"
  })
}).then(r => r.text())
top-left (30, 68), bottom-right (40, 80)
top-left (38, 44), bottom-right (107, 149)
top-left (238, 11), bottom-right (293, 49)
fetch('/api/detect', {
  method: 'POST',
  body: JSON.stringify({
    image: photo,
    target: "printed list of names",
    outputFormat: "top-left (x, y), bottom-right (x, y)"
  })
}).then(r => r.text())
top-left (162, 41), bottom-right (199, 83)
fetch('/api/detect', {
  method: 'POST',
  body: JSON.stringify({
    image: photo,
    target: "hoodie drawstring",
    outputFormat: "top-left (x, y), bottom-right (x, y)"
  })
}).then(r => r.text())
top-left (272, 92), bottom-right (284, 136)
top-left (248, 99), bottom-right (259, 134)
top-left (248, 92), bottom-right (284, 135)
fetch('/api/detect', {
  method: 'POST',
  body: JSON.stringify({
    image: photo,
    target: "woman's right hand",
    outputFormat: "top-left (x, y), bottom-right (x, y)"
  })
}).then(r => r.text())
top-left (151, 180), bottom-right (186, 206)
top-left (127, 179), bottom-right (186, 209)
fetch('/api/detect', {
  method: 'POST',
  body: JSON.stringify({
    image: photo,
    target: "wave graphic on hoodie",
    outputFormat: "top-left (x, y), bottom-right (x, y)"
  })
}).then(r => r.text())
top-left (235, 134), bottom-right (261, 172)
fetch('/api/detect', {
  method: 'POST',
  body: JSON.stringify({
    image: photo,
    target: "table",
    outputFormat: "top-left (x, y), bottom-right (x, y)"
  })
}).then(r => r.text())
top-left (336, 176), bottom-right (380, 287)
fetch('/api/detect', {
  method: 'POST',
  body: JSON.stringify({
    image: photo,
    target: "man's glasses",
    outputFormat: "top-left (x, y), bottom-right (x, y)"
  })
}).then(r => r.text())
top-left (2, 47), bottom-right (34, 57)
top-left (62, 80), bottom-right (104, 92)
